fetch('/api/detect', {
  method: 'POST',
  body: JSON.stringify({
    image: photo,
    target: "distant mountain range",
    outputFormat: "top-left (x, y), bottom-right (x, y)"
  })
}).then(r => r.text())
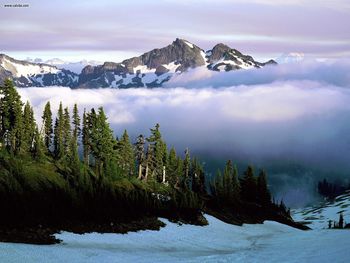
top-left (41, 58), bottom-right (102, 74)
top-left (0, 39), bottom-right (277, 88)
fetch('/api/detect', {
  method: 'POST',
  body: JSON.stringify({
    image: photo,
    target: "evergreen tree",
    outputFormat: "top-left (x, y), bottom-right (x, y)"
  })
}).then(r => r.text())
top-left (144, 144), bottom-right (153, 181)
top-left (32, 125), bottom-right (44, 160)
top-left (0, 79), bottom-right (23, 153)
top-left (211, 161), bottom-right (240, 204)
top-left (214, 169), bottom-right (223, 198)
top-left (53, 102), bottom-right (64, 159)
top-left (183, 148), bottom-right (191, 189)
top-left (161, 141), bottom-right (168, 183)
top-left (89, 107), bottom-right (116, 177)
top-left (82, 109), bottom-right (90, 166)
top-left (22, 101), bottom-right (36, 153)
top-left (69, 104), bottom-right (81, 178)
top-left (146, 123), bottom-right (165, 181)
top-left (339, 212), bottom-right (344, 228)
top-left (257, 169), bottom-right (271, 206)
top-left (231, 165), bottom-right (241, 203)
top-left (135, 134), bottom-right (145, 179)
top-left (191, 158), bottom-right (206, 195)
top-left (72, 103), bottom-right (80, 142)
top-left (223, 160), bottom-right (234, 200)
top-left (69, 135), bottom-right (81, 179)
top-left (241, 166), bottom-right (257, 203)
top-left (63, 107), bottom-right (71, 155)
top-left (167, 147), bottom-right (178, 186)
top-left (42, 101), bottom-right (53, 153)
top-left (117, 130), bottom-right (135, 176)
top-left (175, 156), bottom-right (184, 188)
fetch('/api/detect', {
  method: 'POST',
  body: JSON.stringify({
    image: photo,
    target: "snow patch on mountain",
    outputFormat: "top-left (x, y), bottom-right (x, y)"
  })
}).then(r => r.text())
top-left (1, 56), bottom-right (59, 77)
top-left (184, 40), bottom-right (194, 48)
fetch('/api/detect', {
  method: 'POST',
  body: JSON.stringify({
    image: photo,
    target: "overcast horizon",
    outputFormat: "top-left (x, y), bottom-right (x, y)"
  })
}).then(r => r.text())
top-left (1, 0), bottom-right (350, 62)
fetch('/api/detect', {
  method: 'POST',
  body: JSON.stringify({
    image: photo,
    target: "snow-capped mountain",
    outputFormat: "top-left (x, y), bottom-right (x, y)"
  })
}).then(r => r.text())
top-left (1, 39), bottom-right (277, 88)
top-left (78, 38), bottom-right (276, 89)
top-left (206, 43), bottom-right (276, 71)
top-left (275, 53), bottom-right (305, 64)
top-left (292, 190), bottom-right (350, 229)
top-left (0, 54), bottom-right (79, 87)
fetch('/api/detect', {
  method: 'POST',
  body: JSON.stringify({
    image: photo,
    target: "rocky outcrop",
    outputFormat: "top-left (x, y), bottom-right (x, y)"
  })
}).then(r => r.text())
top-left (78, 38), bottom-right (207, 88)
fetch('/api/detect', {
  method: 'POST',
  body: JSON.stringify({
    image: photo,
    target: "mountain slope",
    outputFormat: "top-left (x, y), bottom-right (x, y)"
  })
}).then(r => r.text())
top-left (78, 38), bottom-right (207, 88)
top-left (206, 43), bottom-right (276, 71)
top-left (0, 54), bottom-right (79, 87)
top-left (292, 190), bottom-right (350, 229)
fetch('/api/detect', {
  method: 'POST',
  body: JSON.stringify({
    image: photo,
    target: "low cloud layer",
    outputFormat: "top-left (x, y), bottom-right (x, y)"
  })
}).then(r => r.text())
top-left (166, 59), bottom-right (350, 89)
top-left (17, 60), bottom-right (350, 207)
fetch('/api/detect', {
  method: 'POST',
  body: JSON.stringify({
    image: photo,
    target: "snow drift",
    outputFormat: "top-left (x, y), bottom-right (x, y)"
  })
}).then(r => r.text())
top-left (1, 215), bottom-right (350, 262)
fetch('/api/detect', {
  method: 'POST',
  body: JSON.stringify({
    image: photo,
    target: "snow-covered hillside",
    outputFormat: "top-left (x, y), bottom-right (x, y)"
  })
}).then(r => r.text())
top-left (292, 190), bottom-right (350, 229)
top-left (1, 215), bottom-right (350, 263)
top-left (0, 54), bottom-right (78, 87)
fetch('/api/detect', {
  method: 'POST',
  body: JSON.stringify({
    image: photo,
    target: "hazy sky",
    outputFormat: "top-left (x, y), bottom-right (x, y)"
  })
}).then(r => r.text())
top-left (1, 0), bottom-right (349, 62)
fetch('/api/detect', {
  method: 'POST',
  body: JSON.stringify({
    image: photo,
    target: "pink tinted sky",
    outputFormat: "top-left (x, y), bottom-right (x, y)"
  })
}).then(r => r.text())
top-left (0, 0), bottom-right (349, 62)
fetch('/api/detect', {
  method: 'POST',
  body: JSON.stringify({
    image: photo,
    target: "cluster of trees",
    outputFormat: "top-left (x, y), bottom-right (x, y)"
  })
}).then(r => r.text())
top-left (0, 79), bottom-right (205, 193)
top-left (318, 179), bottom-right (350, 200)
top-left (0, 79), bottom-right (290, 228)
top-left (211, 162), bottom-right (272, 207)
top-left (328, 213), bottom-right (349, 229)
top-left (0, 79), bottom-right (42, 157)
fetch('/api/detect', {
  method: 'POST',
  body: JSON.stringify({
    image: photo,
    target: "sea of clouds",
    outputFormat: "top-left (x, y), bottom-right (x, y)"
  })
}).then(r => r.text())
top-left (17, 59), bottom-right (350, 206)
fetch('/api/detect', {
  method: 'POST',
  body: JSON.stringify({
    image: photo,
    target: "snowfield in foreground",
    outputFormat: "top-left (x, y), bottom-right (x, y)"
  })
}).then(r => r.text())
top-left (1, 215), bottom-right (350, 263)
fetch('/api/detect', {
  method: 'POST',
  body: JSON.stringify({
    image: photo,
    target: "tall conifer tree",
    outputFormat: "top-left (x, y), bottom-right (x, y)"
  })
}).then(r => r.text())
top-left (22, 101), bottom-right (36, 153)
top-left (135, 134), bottom-right (145, 179)
top-left (54, 102), bottom-right (64, 159)
top-left (42, 101), bottom-right (53, 153)
top-left (0, 79), bottom-right (23, 153)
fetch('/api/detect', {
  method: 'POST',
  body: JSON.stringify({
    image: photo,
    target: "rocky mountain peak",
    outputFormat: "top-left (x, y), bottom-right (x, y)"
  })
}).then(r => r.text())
top-left (208, 43), bottom-right (232, 62)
